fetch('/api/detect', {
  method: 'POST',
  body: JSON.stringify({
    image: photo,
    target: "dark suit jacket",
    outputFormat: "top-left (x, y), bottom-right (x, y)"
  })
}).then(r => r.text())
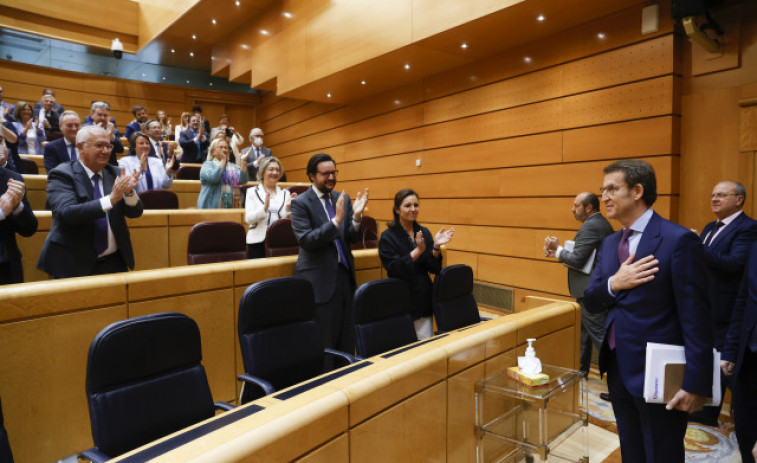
top-left (0, 167), bottom-right (38, 283)
top-left (584, 211), bottom-right (713, 398)
top-left (37, 162), bottom-right (143, 278)
top-left (178, 129), bottom-right (209, 164)
top-left (148, 140), bottom-right (180, 171)
top-left (722, 240), bottom-right (757, 377)
top-left (559, 213), bottom-right (614, 298)
top-left (290, 187), bottom-right (362, 304)
top-left (43, 138), bottom-right (76, 174)
top-left (701, 212), bottom-right (757, 348)
top-left (33, 101), bottom-right (64, 113)
top-left (125, 121), bottom-right (142, 141)
top-left (244, 146), bottom-right (272, 179)
top-left (1, 121), bottom-right (27, 174)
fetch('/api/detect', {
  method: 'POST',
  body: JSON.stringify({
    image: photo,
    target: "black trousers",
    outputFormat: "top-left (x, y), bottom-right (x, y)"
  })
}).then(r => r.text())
top-left (247, 242), bottom-right (265, 259)
top-left (578, 298), bottom-right (605, 373)
top-left (314, 265), bottom-right (355, 355)
top-left (733, 350), bottom-right (757, 463)
top-left (92, 252), bottom-right (128, 276)
top-left (607, 350), bottom-right (688, 462)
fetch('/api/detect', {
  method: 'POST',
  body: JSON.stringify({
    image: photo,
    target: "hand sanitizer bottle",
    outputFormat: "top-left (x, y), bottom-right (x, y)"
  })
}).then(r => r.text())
top-left (518, 338), bottom-right (543, 375)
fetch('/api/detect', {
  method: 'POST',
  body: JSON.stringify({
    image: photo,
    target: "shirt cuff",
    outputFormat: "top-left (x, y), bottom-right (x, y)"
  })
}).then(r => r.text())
top-left (606, 277), bottom-right (616, 297)
top-left (12, 201), bottom-right (24, 216)
top-left (331, 218), bottom-right (339, 228)
top-left (555, 245), bottom-right (564, 259)
top-left (124, 192), bottom-right (139, 206)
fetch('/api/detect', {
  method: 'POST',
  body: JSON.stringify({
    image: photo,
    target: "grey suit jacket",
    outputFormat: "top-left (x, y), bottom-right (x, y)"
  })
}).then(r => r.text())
top-left (559, 212), bottom-right (614, 298)
top-left (244, 146), bottom-right (272, 179)
top-left (37, 162), bottom-right (143, 278)
top-left (290, 187), bottom-right (362, 304)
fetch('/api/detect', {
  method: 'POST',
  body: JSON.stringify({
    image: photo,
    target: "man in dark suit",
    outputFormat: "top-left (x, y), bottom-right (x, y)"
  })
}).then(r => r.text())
top-left (34, 94), bottom-right (61, 141)
top-left (178, 115), bottom-right (208, 164)
top-left (37, 125), bottom-right (142, 278)
top-left (690, 181), bottom-right (757, 426)
top-left (32, 88), bottom-right (64, 113)
top-left (125, 105), bottom-right (148, 141)
top-left (0, 141), bottom-right (37, 284)
top-left (290, 153), bottom-right (368, 353)
top-left (243, 127), bottom-right (275, 179)
top-left (722, 241), bottom-right (757, 463)
top-left (145, 119), bottom-right (179, 171)
top-left (545, 192), bottom-right (614, 375)
top-left (43, 110), bottom-right (81, 174)
top-left (584, 159), bottom-right (713, 462)
top-left (82, 102), bottom-right (122, 167)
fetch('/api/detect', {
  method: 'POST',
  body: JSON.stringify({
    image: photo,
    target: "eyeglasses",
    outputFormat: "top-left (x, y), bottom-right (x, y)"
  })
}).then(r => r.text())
top-left (599, 184), bottom-right (627, 196)
top-left (710, 193), bottom-right (738, 200)
top-left (317, 170), bottom-right (338, 178)
top-left (85, 142), bottom-right (114, 150)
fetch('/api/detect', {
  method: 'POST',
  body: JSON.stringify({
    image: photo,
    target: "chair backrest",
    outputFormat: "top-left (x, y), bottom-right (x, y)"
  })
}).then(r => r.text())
top-left (264, 218), bottom-right (299, 257)
top-left (432, 264), bottom-right (481, 332)
top-left (353, 278), bottom-right (417, 358)
top-left (175, 165), bottom-right (201, 180)
top-left (138, 189), bottom-right (179, 210)
top-left (0, 396), bottom-right (13, 463)
top-left (286, 185), bottom-right (309, 196)
top-left (187, 221), bottom-right (247, 265)
top-left (20, 158), bottom-right (38, 175)
top-left (350, 215), bottom-right (378, 250)
top-left (85, 312), bottom-right (216, 459)
top-left (238, 277), bottom-right (325, 402)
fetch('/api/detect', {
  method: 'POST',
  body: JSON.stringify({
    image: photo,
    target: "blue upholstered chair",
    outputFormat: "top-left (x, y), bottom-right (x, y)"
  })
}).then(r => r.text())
top-left (432, 264), bottom-right (482, 333)
top-left (80, 312), bottom-right (233, 462)
top-left (237, 277), bottom-right (356, 404)
top-left (353, 278), bottom-right (417, 359)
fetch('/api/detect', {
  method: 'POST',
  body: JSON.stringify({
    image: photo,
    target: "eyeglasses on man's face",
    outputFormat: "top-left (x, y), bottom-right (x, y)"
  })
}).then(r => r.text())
top-left (317, 170), bottom-right (338, 178)
top-left (85, 142), bottom-right (114, 151)
top-left (710, 193), bottom-right (738, 200)
top-left (599, 184), bottom-right (627, 196)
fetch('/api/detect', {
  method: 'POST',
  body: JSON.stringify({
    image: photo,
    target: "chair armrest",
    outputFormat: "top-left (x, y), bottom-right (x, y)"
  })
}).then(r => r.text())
top-left (324, 348), bottom-right (357, 367)
top-left (237, 373), bottom-right (275, 398)
top-left (214, 401), bottom-right (235, 412)
top-left (79, 448), bottom-right (110, 463)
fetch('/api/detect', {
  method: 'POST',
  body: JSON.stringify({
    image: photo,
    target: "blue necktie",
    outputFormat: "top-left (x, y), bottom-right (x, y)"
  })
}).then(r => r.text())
top-left (145, 166), bottom-right (154, 190)
top-left (704, 221), bottom-right (724, 246)
top-left (323, 194), bottom-right (350, 270)
top-left (194, 131), bottom-right (201, 157)
top-left (91, 174), bottom-right (108, 254)
top-left (68, 143), bottom-right (76, 161)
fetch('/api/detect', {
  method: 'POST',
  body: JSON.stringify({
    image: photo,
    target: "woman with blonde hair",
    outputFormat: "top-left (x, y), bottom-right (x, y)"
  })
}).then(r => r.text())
top-left (244, 157), bottom-right (296, 258)
top-left (174, 111), bottom-right (191, 142)
top-left (197, 137), bottom-right (249, 209)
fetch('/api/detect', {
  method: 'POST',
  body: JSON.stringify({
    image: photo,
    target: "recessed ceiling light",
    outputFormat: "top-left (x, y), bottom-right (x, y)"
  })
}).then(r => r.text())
top-left (189, 52), bottom-right (194, 57)
top-left (186, 80), bottom-right (190, 83)
top-left (283, 12), bottom-right (293, 18)
top-left (170, 49), bottom-right (175, 53)
top-left (394, 99), bottom-right (401, 105)
top-left (211, 56), bottom-right (215, 60)
top-left (241, 44), bottom-right (249, 50)
top-left (211, 19), bottom-right (217, 25)
top-left (235, 0), bottom-right (240, 5)
top-left (209, 83), bottom-right (213, 86)
top-left (523, 56), bottom-right (532, 63)
top-left (192, 34), bottom-right (197, 40)
top-left (361, 80), bottom-right (366, 85)
top-left (460, 42), bottom-right (468, 49)
top-left (404, 63), bottom-right (410, 70)
top-left (537, 14), bottom-right (545, 22)
top-left (141, 73), bottom-right (146, 77)
top-left (326, 93), bottom-right (332, 98)
top-left (260, 29), bottom-right (270, 35)
top-left (162, 76), bottom-right (166, 80)
top-left (597, 32), bottom-right (606, 40)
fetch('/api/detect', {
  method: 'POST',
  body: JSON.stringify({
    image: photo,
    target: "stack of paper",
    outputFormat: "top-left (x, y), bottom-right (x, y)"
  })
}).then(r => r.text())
top-left (562, 240), bottom-right (596, 275)
top-left (643, 342), bottom-right (721, 405)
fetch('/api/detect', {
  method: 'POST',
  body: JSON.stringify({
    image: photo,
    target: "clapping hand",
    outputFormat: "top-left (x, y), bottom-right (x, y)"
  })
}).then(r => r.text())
top-left (434, 226), bottom-right (455, 247)
top-left (544, 236), bottom-right (559, 257)
top-left (240, 148), bottom-right (250, 164)
top-left (414, 231), bottom-right (426, 253)
top-left (353, 188), bottom-right (369, 220)
top-left (334, 190), bottom-right (346, 224)
top-left (286, 192), bottom-right (297, 210)
top-left (165, 154), bottom-right (176, 174)
top-left (0, 179), bottom-right (25, 216)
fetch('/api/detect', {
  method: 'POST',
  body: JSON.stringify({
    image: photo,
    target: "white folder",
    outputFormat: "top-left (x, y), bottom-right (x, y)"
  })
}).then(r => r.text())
top-left (562, 240), bottom-right (596, 275)
top-left (643, 342), bottom-right (721, 406)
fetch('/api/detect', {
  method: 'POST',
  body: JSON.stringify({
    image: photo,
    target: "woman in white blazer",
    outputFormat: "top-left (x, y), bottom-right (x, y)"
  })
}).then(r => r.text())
top-left (245, 157), bottom-right (296, 258)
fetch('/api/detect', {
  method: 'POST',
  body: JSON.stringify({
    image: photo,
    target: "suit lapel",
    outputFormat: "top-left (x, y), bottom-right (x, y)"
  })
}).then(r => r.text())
top-left (308, 188), bottom-right (330, 224)
top-left (101, 166), bottom-right (115, 195)
top-left (710, 213), bottom-right (743, 248)
top-left (634, 212), bottom-right (662, 259)
top-left (72, 162), bottom-right (94, 199)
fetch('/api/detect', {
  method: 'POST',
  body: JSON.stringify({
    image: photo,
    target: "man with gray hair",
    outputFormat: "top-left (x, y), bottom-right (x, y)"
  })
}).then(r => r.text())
top-left (545, 192), bottom-right (614, 376)
top-left (689, 180), bottom-right (757, 426)
top-left (43, 110), bottom-right (81, 173)
top-left (243, 127), bottom-right (278, 180)
top-left (37, 125), bottom-right (142, 278)
top-left (83, 102), bottom-right (122, 166)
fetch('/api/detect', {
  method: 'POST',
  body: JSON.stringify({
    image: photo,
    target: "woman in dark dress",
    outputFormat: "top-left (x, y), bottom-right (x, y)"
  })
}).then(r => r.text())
top-left (378, 189), bottom-right (454, 339)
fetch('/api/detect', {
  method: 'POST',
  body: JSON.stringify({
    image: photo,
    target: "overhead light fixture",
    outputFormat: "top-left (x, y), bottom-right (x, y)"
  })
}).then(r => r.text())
top-left (211, 56), bottom-right (215, 60)
top-left (361, 80), bottom-right (366, 85)
top-left (537, 14), bottom-right (546, 22)
top-left (192, 34), bottom-right (197, 40)
top-left (394, 99), bottom-right (401, 105)
top-left (523, 56), bottom-right (532, 63)
top-left (141, 73), bottom-right (146, 77)
top-left (209, 83), bottom-right (213, 86)
top-left (404, 64), bottom-right (411, 70)
top-left (189, 51), bottom-right (194, 57)
top-left (326, 93), bottom-right (332, 98)
top-left (597, 32), bottom-right (606, 40)
top-left (211, 19), bottom-right (217, 25)
top-left (162, 76), bottom-right (166, 80)
top-left (235, 0), bottom-right (240, 5)
top-left (260, 29), bottom-right (270, 35)
top-left (186, 80), bottom-right (190, 84)
top-left (170, 49), bottom-right (175, 53)
top-left (241, 44), bottom-right (249, 50)
top-left (283, 12), bottom-right (293, 18)
top-left (460, 42), bottom-right (468, 49)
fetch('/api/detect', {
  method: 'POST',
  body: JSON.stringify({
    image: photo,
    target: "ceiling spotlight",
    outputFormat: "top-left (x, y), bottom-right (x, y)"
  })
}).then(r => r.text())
top-left (537, 14), bottom-right (545, 22)
top-left (460, 42), bottom-right (468, 49)
top-left (189, 51), bottom-right (194, 57)
top-left (192, 34), bottom-right (197, 40)
top-left (170, 49), bottom-right (175, 53)
top-left (394, 99), bottom-right (401, 105)
top-left (361, 80), bottom-right (366, 85)
top-left (241, 44), bottom-right (249, 50)
top-left (326, 93), bottom-right (332, 98)
top-left (186, 80), bottom-right (190, 83)
top-left (597, 32), bottom-right (606, 40)
top-left (523, 56), bottom-right (532, 63)
top-left (260, 29), bottom-right (270, 35)
top-left (211, 19), bottom-right (217, 25)
top-left (235, 0), bottom-right (240, 5)
top-left (162, 76), bottom-right (166, 80)
top-left (141, 73), bottom-right (146, 77)
top-left (283, 12), bottom-right (293, 18)
top-left (404, 63), bottom-right (410, 70)
top-left (209, 83), bottom-right (213, 86)
top-left (211, 56), bottom-right (215, 60)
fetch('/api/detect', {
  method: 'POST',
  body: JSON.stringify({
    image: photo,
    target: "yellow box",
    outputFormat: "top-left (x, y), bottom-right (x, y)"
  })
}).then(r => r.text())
top-left (506, 366), bottom-right (550, 387)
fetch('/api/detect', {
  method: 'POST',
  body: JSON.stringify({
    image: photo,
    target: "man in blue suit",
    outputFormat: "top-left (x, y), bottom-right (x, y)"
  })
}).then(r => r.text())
top-left (43, 110), bottom-right (81, 174)
top-left (722, 241), bottom-right (757, 463)
top-left (584, 159), bottom-right (713, 462)
top-left (690, 181), bottom-right (757, 426)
